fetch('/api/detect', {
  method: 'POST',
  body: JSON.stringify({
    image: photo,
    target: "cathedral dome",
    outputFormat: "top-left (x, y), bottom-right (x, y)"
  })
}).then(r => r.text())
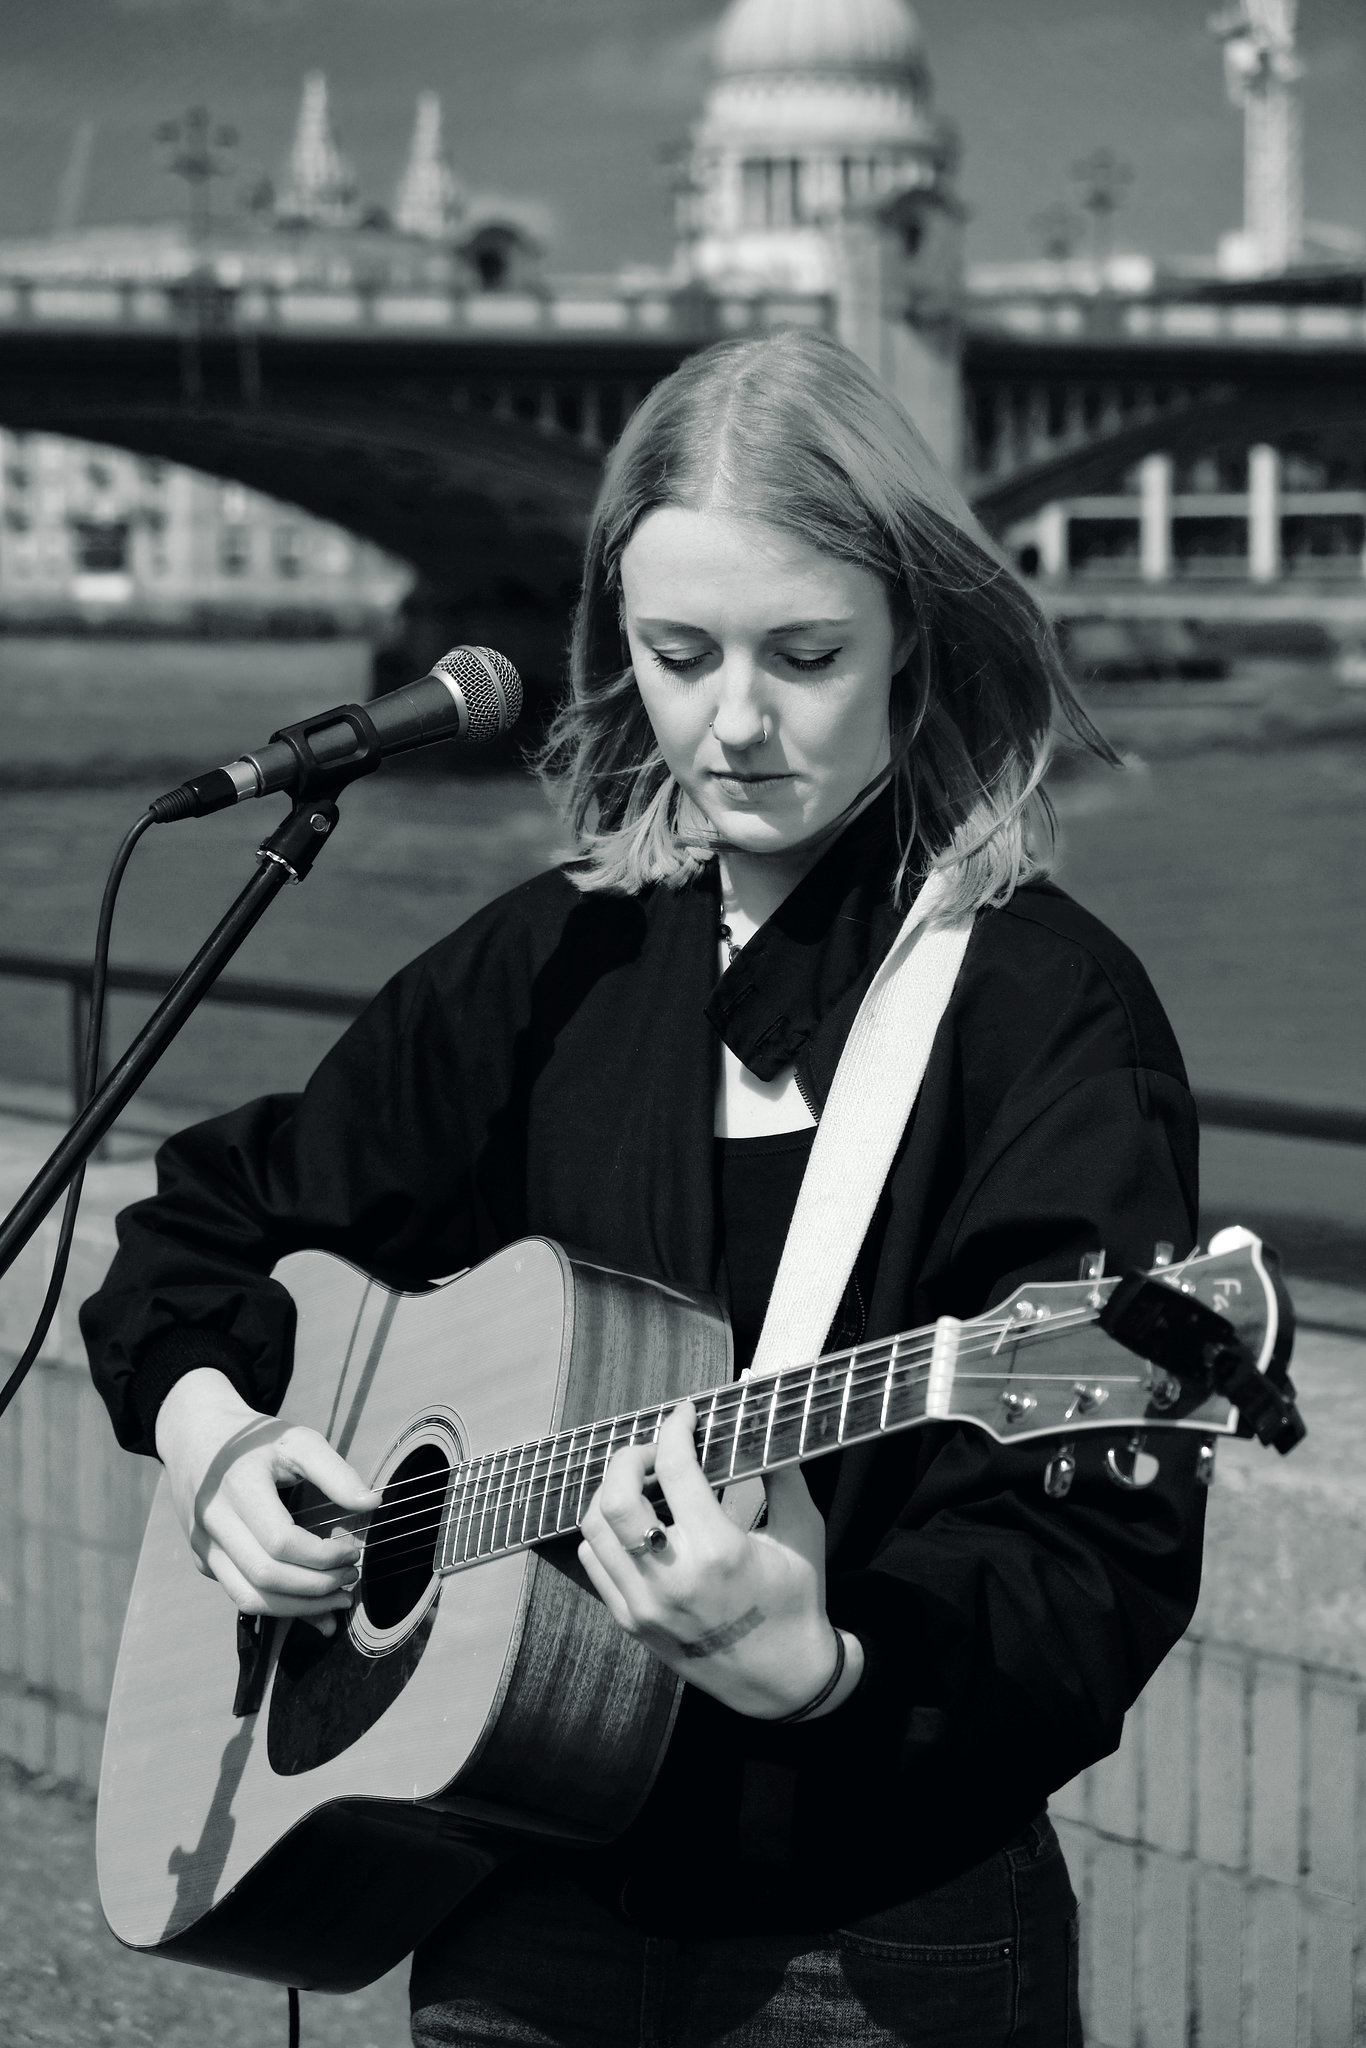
top-left (713, 0), bottom-right (926, 81)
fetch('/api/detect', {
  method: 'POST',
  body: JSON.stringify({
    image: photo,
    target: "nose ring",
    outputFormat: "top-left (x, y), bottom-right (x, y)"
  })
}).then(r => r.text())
top-left (710, 718), bottom-right (771, 742)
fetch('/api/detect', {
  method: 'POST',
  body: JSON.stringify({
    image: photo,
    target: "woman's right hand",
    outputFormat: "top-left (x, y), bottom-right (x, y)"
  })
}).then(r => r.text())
top-left (154, 1366), bottom-right (382, 1635)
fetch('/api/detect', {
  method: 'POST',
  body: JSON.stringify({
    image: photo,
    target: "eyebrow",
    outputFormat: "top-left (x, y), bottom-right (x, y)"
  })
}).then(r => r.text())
top-left (632, 616), bottom-right (855, 635)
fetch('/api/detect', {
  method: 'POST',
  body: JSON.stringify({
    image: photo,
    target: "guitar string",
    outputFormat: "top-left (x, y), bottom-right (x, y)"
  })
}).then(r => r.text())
top-left (291, 1300), bottom-right (1103, 1536)
top-left (324, 1311), bottom-right (1151, 1570)
top-left (290, 1305), bottom-right (1106, 1544)
top-left (302, 1307), bottom-right (1125, 1558)
top-left (343, 1356), bottom-right (1175, 1590)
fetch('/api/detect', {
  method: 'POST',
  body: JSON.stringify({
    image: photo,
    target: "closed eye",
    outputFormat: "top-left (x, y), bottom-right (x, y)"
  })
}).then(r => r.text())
top-left (781, 648), bottom-right (841, 672)
top-left (649, 648), bottom-right (712, 674)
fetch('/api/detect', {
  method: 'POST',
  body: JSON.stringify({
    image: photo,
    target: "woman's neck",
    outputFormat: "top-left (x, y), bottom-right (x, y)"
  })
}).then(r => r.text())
top-left (717, 843), bottom-right (820, 948)
top-left (718, 776), bottom-right (892, 945)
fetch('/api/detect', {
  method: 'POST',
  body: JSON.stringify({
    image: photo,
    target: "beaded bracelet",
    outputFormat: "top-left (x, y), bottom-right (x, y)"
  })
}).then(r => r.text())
top-left (774, 1629), bottom-right (847, 1725)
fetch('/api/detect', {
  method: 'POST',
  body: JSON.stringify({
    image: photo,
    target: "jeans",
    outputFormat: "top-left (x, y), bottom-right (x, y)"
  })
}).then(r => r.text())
top-left (409, 1813), bottom-right (1081, 2047)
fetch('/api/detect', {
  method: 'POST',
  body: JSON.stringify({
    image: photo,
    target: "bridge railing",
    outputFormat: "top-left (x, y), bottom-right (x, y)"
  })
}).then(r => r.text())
top-left (0, 272), bottom-right (834, 345)
top-left (1, 947), bottom-right (1363, 1151)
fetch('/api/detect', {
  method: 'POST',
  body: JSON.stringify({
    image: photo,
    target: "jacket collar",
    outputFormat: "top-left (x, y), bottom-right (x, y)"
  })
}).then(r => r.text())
top-left (702, 788), bottom-right (909, 1093)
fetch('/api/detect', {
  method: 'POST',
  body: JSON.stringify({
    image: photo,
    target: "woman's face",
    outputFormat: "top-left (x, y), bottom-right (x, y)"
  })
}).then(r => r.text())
top-left (619, 506), bottom-right (908, 859)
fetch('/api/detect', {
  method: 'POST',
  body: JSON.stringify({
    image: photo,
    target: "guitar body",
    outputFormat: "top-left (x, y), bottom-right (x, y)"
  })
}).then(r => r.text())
top-left (96, 1240), bottom-right (732, 1991)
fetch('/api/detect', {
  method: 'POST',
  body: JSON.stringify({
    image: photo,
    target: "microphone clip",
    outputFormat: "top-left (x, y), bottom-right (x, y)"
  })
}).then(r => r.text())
top-left (268, 701), bottom-right (384, 805)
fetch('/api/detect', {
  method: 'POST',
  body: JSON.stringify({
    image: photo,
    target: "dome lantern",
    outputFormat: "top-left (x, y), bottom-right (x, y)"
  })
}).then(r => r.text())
top-left (713, 0), bottom-right (929, 88)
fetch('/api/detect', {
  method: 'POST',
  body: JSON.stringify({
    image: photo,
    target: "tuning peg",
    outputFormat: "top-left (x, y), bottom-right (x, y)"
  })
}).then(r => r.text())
top-left (1078, 1250), bottom-right (1106, 1281)
top-left (1151, 1242), bottom-right (1174, 1269)
top-left (1196, 1439), bottom-right (1217, 1487)
top-left (1043, 1441), bottom-right (1076, 1498)
top-left (1105, 1434), bottom-right (1161, 1490)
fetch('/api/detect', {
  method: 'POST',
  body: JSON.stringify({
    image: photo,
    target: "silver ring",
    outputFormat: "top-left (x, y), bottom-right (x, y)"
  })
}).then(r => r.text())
top-left (624, 1523), bottom-right (669, 1558)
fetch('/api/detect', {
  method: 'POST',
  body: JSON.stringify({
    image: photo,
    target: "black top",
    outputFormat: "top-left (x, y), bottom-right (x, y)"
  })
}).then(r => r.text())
top-left (80, 788), bottom-right (1205, 1935)
top-left (714, 1128), bottom-right (816, 1377)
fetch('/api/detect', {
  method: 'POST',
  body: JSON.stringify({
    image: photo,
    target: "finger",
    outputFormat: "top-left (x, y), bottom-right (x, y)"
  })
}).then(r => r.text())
top-left (762, 1465), bottom-right (824, 1554)
top-left (203, 1502), bottom-right (362, 1602)
top-left (201, 1537), bottom-right (355, 1626)
top-left (596, 1443), bottom-right (654, 1526)
top-left (653, 1400), bottom-right (734, 1527)
top-left (271, 1427), bottom-right (382, 1516)
top-left (577, 1539), bottom-right (637, 1632)
top-left (228, 1457), bottom-right (370, 1572)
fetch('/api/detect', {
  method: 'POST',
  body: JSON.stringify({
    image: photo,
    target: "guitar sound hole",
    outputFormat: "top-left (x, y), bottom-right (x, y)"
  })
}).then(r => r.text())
top-left (360, 1442), bottom-right (449, 1631)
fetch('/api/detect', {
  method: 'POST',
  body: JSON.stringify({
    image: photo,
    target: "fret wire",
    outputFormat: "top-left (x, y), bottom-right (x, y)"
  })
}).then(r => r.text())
top-left (837, 1351), bottom-right (855, 1442)
top-left (457, 1458), bottom-right (481, 1566)
top-left (880, 1339), bottom-right (897, 1432)
top-left (496, 1442), bottom-right (522, 1553)
top-left (700, 1388), bottom-right (720, 1475)
top-left (476, 1449), bottom-right (505, 1558)
top-left (441, 1459), bottom-right (467, 1569)
top-left (499, 1441), bottom-right (522, 1553)
top-left (459, 1455), bottom-right (483, 1563)
top-left (727, 1377), bottom-right (748, 1481)
top-left (554, 1424), bottom-right (582, 1534)
top-left (761, 1372), bottom-right (780, 1469)
top-left (798, 1361), bottom-right (817, 1456)
top-left (575, 1420), bottom-right (602, 1527)
top-left (516, 1438), bottom-right (538, 1549)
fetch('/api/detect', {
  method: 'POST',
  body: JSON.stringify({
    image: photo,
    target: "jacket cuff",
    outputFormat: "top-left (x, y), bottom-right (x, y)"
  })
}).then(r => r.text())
top-left (132, 1327), bottom-right (262, 1455)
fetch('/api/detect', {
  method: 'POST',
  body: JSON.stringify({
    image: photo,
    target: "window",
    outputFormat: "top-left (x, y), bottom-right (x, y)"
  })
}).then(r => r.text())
top-left (273, 527), bottom-right (304, 579)
top-left (1068, 518), bottom-right (1140, 574)
top-left (219, 526), bottom-right (251, 576)
top-left (71, 520), bottom-right (129, 573)
top-left (1172, 517), bottom-right (1248, 573)
top-left (740, 159), bottom-right (805, 229)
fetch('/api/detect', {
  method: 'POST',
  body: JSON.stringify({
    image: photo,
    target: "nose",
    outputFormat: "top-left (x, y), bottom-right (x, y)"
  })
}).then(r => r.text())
top-left (709, 656), bottom-right (770, 753)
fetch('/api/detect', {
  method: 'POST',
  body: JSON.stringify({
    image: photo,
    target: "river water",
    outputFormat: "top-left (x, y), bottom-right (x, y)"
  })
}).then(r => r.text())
top-left (0, 637), bottom-right (1361, 1277)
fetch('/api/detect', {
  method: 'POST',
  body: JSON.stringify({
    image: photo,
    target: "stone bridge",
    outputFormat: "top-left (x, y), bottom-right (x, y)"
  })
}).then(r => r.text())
top-left (3, 261), bottom-right (1365, 698)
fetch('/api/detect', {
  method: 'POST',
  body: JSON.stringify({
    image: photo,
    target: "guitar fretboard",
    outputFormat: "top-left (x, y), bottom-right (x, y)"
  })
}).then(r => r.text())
top-left (436, 1325), bottom-right (961, 1573)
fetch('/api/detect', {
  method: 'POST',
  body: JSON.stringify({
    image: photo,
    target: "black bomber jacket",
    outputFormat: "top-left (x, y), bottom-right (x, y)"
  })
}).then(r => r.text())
top-left (81, 793), bottom-right (1205, 1933)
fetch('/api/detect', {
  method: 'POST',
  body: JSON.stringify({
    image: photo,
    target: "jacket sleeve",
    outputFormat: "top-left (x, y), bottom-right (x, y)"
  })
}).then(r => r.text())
top-left (797, 1059), bottom-right (1205, 1896)
top-left (80, 927), bottom-right (516, 1457)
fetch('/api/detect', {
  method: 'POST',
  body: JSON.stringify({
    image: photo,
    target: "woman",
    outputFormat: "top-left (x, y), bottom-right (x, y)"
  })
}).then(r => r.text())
top-left (83, 329), bottom-right (1203, 2045)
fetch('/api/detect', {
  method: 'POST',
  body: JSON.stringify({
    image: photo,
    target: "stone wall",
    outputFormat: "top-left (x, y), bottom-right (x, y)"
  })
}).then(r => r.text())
top-left (2, 1119), bottom-right (1363, 2042)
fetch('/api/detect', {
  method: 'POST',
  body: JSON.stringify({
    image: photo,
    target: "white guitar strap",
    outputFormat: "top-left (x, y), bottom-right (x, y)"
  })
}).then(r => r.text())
top-left (722, 869), bottom-right (975, 1530)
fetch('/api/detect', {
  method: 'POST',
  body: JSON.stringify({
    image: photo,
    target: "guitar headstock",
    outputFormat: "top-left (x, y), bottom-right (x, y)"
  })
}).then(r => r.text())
top-left (944, 1226), bottom-right (1299, 1459)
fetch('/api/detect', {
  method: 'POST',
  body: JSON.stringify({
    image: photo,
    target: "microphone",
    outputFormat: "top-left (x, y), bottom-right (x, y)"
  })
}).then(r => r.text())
top-left (148, 645), bottom-right (523, 824)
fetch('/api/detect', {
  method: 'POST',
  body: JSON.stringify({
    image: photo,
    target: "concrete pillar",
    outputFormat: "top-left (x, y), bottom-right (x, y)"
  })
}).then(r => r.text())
top-left (1139, 452), bottom-right (1173, 583)
top-left (1248, 442), bottom-right (1281, 583)
top-left (1037, 502), bottom-right (1068, 579)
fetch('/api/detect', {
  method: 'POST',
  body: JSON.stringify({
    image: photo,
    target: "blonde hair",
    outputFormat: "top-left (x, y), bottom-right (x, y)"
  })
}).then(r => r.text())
top-left (537, 327), bottom-right (1111, 919)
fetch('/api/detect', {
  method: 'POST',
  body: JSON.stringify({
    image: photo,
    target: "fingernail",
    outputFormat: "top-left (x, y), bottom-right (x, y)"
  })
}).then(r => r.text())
top-left (312, 1615), bottom-right (337, 1637)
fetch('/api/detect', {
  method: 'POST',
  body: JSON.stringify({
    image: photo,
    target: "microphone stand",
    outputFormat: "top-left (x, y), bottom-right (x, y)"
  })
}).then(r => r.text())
top-left (0, 711), bottom-right (382, 1414)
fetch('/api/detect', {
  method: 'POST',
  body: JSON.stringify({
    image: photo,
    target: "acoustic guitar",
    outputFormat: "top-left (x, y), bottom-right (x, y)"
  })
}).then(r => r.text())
top-left (96, 1226), bottom-right (1300, 1991)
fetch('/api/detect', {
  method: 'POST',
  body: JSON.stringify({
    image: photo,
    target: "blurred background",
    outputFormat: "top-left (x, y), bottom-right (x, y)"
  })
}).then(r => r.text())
top-left (0, 2), bottom-right (1363, 2044)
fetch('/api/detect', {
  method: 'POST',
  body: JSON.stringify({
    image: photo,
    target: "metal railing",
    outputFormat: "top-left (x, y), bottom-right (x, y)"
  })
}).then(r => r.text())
top-left (0, 947), bottom-right (1364, 1149)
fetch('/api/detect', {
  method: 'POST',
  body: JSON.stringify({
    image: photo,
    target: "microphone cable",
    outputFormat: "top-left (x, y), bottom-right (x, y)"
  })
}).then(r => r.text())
top-left (0, 808), bottom-right (156, 1420)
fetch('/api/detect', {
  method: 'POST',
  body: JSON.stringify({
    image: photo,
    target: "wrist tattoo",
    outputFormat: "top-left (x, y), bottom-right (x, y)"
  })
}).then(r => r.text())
top-left (679, 1606), bottom-right (764, 1659)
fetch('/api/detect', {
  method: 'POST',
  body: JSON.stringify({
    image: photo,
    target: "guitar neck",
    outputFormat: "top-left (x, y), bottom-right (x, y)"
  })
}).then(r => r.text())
top-left (436, 1298), bottom-right (1107, 1574)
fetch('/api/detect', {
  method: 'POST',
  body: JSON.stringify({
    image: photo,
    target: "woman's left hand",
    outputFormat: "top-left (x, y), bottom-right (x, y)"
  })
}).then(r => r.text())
top-left (578, 1398), bottom-right (863, 1720)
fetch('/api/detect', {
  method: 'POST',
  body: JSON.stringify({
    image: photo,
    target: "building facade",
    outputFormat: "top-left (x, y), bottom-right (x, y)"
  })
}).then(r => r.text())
top-left (0, 429), bottom-right (408, 631)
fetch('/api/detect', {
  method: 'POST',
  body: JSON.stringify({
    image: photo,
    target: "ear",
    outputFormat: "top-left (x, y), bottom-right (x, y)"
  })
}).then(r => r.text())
top-left (891, 621), bottom-right (918, 678)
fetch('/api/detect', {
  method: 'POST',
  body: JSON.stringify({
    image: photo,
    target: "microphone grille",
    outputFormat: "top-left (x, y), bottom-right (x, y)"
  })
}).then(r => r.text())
top-left (433, 645), bottom-right (524, 744)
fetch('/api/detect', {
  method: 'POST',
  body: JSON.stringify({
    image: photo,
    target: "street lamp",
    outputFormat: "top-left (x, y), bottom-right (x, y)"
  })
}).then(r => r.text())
top-left (156, 106), bottom-right (238, 243)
